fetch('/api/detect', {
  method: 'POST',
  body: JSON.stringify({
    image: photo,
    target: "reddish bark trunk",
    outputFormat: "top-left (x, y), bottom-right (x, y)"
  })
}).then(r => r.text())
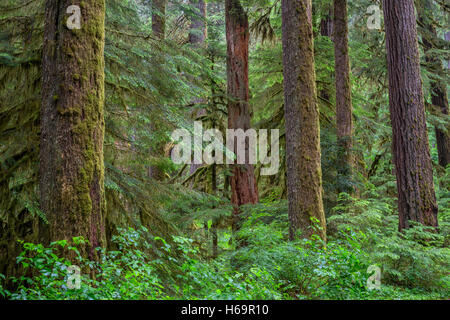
top-left (225, 0), bottom-right (258, 231)
top-left (383, 0), bottom-right (438, 231)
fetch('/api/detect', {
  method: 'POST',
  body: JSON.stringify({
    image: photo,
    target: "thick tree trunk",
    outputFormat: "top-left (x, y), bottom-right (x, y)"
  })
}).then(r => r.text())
top-left (281, 0), bottom-right (326, 241)
top-left (152, 0), bottom-right (166, 39)
top-left (40, 0), bottom-right (106, 259)
top-left (417, 0), bottom-right (450, 168)
top-left (333, 0), bottom-right (354, 192)
top-left (383, 0), bottom-right (438, 231)
top-left (225, 0), bottom-right (258, 232)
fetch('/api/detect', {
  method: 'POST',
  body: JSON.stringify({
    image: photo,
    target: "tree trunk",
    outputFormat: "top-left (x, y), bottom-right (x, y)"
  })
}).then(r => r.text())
top-left (225, 0), bottom-right (258, 232)
top-left (40, 0), bottom-right (106, 259)
top-left (211, 162), bottom-right (218, 258)
top-left (281, 0), bottom-right (326, 241)
top-left (320, 9), bottom-right (333, 103)
top-left (446, 32), bottom-right (450, 70)
top-left (417, 0), bottom-right (450, 168)
top-left (149, 0), bottom-right (166, 180)
top-left (152, 0), bottom-right (166, 39)
top-left (189, 0), bottom-right (207, 45)
top-left (320, 10), bottom-right (333, 39)
top-left (188, 0), bottom-right (208, 183)
top-left (333, 0), bottom-right (354, 192)
top-left (383, 0), bottom-right (438, 231)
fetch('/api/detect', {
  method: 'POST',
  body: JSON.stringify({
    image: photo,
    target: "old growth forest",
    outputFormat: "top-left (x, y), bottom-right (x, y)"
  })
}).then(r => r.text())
top-left (0, 0), bottom-right (449, 300)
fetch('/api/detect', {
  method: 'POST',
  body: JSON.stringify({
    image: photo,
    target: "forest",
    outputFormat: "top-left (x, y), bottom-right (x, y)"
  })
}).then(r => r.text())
top-left (0, 0), bottom-right (449, 301)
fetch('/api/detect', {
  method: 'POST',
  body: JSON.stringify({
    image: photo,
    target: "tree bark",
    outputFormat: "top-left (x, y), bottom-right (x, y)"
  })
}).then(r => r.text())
top-left (189, 0), bottom-right (207, 45)
top-left (188, 0), bottom-right (208, 183)
top-left (383, 0), bottom-right (438, 231)
top-left (149, 0), bottom-right (166, 180)
top-left (40, 0), bottom-right (106, 259)
top-left (225, 0), bottom-right (258, 232)
top-left (152, 0), bottom-right (166, 39)
top-left (320, 10), bottom-right (333, 39)
top-left (281, 0), bottom-right (326, 241)
top-left (417, 0), bottom-right (450, 168)
top-left (319, 9), bottom-right (333, 103)
top-left (333, 0), bottom-right (354, 192)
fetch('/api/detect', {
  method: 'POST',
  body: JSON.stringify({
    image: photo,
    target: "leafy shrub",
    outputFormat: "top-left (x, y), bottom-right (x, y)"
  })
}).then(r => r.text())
top-left (5, 198), bottom-right (448, 300)
top-left (230, 206), bottom-right (372, 299)
top-left (328, 192), bottom-right (450, 295)
top-left (372, 223), bottom-right (450, 291)
top-left (7, 228), bottom-right (165, 300)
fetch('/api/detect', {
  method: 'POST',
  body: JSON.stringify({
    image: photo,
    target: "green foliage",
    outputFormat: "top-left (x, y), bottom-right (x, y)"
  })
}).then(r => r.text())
top-left (372, 223), bottom-right (449, 290)
top-left (6, 229), bottom-right (166, 300)
top-left (4, 196), bottom-right (449, 300)
top-left (328, 192), bottom-right (450, 296)
top-left (1, 0), bottom-right (449, 302)
top-left (231, 204), bottom-right (372, 299)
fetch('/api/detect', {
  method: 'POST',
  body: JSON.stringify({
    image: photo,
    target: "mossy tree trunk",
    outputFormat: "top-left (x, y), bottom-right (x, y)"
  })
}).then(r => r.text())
top-left (417, 0), bottom-right (450, 168)
top-left (225, 0), bottom-right (258, 233)
top-left (40, 0), bottom-right (107, 259)
top-left (383, 0), bottom-right (438, 231)
top-left (333, 0), bottom-right (354, 193)
top-left (281, 0), bottom-right (326, 241)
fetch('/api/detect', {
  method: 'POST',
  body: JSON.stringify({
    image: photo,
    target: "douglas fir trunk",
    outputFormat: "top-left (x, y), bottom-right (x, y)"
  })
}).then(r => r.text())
top-left (152, 0), bottom-right (166, 39)
top-left (417, 0), bottom-right (450, 168)
top-left (281, 0), bottom-right (326, 241)
top-left (383, 0), bottom-right (438, 230)
top-left (189, 0), bottom-right (207, 45)
top-left (225, 0), bottom-right (259, 232)
top-left (333, 0), bottom-right (354, 192)
top-left (40, 0), bottom-right (107, 259)
top-left (149, 0), bottom-right (166, 180)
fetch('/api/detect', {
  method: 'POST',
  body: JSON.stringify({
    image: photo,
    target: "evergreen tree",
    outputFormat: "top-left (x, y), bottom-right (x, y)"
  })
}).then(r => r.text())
top-left (152, 0), bottom-right (166, 39)
top-left (225, 0), bottom-right (259, 233)
top-left (383, 0), bottom-right (438, 230)
top-left (417, 0), bottom-right (450, 168)
top-left (333, 0), bottom-right (354, 192)
top-left (281, 0), bottom-right (326, 241)
top-left (40, 0), bottom-right (107, 258)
